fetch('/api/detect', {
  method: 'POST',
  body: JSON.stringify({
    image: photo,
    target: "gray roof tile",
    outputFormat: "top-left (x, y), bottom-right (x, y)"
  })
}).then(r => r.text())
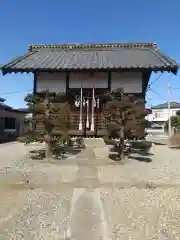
top-left (1, 42), bottom-right (179, 73)
top-left (152, 102), bottom-right (180, 109)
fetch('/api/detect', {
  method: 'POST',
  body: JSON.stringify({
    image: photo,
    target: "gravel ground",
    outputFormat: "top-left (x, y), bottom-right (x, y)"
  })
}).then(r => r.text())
top-left (98, 145), bottom-right (180, 186)
top-left (0, 141), bottom-right (180, 239)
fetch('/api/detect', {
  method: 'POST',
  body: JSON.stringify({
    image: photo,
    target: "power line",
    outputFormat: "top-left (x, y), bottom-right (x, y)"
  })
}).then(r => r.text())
top-left (171, 87), bottom-right (180, 90)
top-left (0, 89), bottom-right (33, 96)
top-left (148, 88), bottom-right (167, 100)
top-left (147, 74), bottom-right (163, 90)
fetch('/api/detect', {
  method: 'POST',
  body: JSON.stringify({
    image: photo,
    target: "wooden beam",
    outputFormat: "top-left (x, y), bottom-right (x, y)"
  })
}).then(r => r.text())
top-left (108, 72), bottom-right (111, 91)
top-left (66, 72), bottom-right (70, 93)
top-left (32, 71), bottom-right (37, 131)
top-left (142, 70), bottom-right (151, 98)
top-left (33, 71), bottom-right (37, 94)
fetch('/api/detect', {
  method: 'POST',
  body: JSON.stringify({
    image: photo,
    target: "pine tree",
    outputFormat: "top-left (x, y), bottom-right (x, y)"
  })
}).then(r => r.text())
top-left (20, 91), bottom-right (71, 162)
top-left (101, 88), bottom-right (149, 160)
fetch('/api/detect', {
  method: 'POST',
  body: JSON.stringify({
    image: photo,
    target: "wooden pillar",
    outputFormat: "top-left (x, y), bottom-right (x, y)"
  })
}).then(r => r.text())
top-left (66, 72), bottom-right (70, 93)
top-left (142, 70), bottom-right (151, 99)
top-left (33, 71), bottom-right (37, 94)
top-left (108, 72), bottom-right (111, 91)
top-left (33, 71), bottom-right (37, 131)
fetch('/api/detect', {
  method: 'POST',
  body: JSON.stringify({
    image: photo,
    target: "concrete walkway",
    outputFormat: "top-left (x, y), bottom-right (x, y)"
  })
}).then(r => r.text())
top-left (0, 141), bottom-right (180, 239)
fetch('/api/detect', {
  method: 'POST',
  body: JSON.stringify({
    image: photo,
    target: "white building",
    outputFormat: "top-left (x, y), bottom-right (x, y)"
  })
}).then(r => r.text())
top-left (147, 102), bottom-right (180, 125)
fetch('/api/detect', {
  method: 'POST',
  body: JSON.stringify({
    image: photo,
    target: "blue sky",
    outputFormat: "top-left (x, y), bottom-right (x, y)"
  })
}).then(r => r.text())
top-left (0, 0), bottom-right (179, 108)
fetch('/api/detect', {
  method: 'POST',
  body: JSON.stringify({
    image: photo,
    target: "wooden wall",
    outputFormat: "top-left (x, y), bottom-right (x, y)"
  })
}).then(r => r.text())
top-left (36, 71), bottom-right (143, 93)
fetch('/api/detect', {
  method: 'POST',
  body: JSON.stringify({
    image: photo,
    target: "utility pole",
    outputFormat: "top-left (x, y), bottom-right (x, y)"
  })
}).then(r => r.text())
top-left (168, 82), bottom-right (172, 137)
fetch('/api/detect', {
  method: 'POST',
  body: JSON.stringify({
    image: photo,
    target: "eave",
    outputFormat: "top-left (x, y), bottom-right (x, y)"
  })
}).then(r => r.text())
top-left (1, 66), bottom-right (178, 75)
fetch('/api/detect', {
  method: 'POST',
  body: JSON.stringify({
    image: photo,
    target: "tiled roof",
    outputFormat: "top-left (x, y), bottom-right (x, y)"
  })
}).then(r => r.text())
top-left (0, 97), bottom-right (5, 102)
top-left (1, 42), bottom-right (179, 73)
top-left (0, 102), bottom-right (13, 111)
top-left (0, 102), bottom-right (28, 113)
top-left (152, 102), bottom-right (180, 109)
top-left (15, 108), bottom-right (31, 113)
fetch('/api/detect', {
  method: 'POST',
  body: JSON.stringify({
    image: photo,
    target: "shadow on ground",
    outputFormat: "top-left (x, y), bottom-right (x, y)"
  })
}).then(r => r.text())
top-left (109, 150), bottom-right (153, 163)
top-left (55, 145), bottom-right (84, 159)
top-left (129, 155), bottom-right (152, 162)
top-left (153, 142), bottom-right (166, 146)
top-left (30, 145), bottom-right (85, 160)
top-left (0, 139), bottom-right (16, 144)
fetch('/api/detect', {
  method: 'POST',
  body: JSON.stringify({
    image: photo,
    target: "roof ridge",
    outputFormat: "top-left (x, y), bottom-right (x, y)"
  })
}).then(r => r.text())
top-left (148, 46), bottom-right (178, 68)
top-left (154, 48), bottom-right (178, 66)
top-left (28, 42), bottom-right (157, 51)
top-left (152, 101), bottom-right (180, 109)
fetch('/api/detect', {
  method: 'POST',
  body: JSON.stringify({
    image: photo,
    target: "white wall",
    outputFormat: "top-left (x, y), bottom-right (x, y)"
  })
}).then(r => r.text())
top-left (111, 72), bottom-right (142, 93)
top-left (36, 72), bottom-right (66, 93)
top-left (69, 72), bottom-right (108, 88)
top-left (36, 71), bottom-right (143, 93)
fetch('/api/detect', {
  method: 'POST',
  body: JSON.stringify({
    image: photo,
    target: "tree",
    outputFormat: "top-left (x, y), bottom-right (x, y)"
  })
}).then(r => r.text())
top-left (176, 110), bottom-right (180, 116)
top-left (101, 88), bottom-right (149, 160)
top-left (168, 110), bottom-right (180, 147)
top-left (24, 93), bottom-right (35, 109)
top-left (165, 112), bottom-right (180, 132)
top-left (20, 91), bottom-right (71, 162)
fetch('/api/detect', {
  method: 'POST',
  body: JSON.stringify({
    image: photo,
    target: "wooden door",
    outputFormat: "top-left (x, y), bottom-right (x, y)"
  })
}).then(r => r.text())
top-left (82, 88), bottom-right (107, 136)
top-left (69, 88), bottom-right (108, 136)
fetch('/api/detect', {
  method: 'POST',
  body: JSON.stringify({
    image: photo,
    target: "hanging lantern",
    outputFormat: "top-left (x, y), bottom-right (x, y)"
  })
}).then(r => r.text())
top-left (75, 96), bottom-right (80, 107)
top-left (93, 98), bottom-right (96, 107)
top-left (97, 98), bottom-right (100, 108)
top-left (83, 97), bottom-right (86, 106)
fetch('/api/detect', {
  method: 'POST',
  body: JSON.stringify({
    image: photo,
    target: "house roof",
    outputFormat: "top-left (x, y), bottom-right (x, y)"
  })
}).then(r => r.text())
top-left (0, 102), bottom-right (13, 111)
top-left (0, 97), bottom-right (5, 102)
top-left (15, 108), bottom-right (31, 113)
top-left (152, 102), bottom-right (180, 109)
top-left (0, 102), bottom-right (29, 113)
top-left (1, 42), bottom-right (178, 74)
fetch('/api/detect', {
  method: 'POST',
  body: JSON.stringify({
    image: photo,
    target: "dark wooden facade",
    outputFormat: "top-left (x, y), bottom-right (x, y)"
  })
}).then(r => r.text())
top-left (33, 71), bottom-right (146, 137)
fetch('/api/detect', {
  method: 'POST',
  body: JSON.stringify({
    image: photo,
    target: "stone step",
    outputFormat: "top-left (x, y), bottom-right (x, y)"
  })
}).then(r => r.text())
top-left (83, 138), bottom-right (109, 159)
top-left (83, 138), bottom-right (106, 147)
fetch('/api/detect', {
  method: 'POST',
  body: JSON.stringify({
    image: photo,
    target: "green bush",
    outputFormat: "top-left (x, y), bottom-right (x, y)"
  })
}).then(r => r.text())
top-left (165, 115), bottom-right (180, 131)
